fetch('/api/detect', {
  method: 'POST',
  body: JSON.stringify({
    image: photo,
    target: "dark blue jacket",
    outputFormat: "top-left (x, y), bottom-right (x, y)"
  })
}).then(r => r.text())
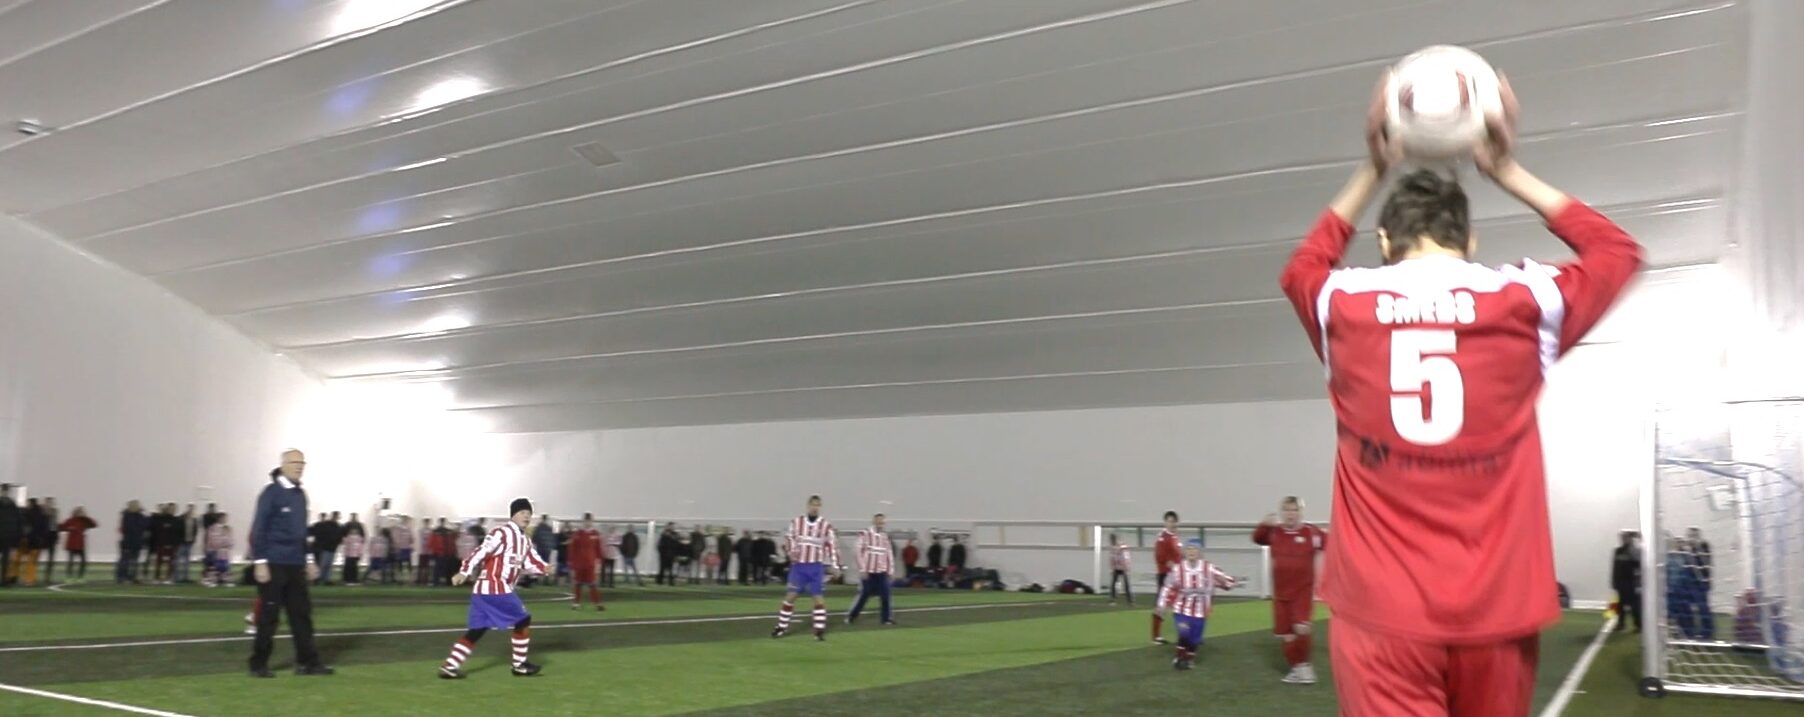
top-left (251, 471), bottom-right (310, 565)
top-left (118, 510), bottom-right (148, 550)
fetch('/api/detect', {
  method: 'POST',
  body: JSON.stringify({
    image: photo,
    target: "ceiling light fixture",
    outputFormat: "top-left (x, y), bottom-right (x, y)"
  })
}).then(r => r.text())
top-left (329, 0), bottom-right (444, 36)
top-left (407, 76), bottom-right (488, 114)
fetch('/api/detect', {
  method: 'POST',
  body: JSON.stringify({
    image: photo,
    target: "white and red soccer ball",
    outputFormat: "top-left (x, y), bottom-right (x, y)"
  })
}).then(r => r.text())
top-left (1384, 45), bottom-right (1506, 163)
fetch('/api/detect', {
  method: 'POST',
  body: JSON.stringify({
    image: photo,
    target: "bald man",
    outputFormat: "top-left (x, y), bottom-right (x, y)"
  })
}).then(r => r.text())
top-left (248, 449), bottom-right (333, 678)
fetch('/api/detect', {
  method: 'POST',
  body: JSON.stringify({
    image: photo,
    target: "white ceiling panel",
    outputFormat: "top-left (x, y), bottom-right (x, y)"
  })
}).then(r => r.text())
top-left (0, 0), bottom-right (1748, 431)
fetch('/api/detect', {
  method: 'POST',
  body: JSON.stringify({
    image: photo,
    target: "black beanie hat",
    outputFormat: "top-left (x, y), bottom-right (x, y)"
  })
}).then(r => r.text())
top-left (510, 497), bottom-right (533, 516)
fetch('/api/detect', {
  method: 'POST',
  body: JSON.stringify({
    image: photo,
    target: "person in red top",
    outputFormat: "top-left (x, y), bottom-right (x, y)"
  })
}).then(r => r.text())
top-left (1252, 496), bottom-right (1327, 685)
top-left (567, 514), bottom-right (604, 611)
top-left (1278, 76), bottom-right (1641, 716)
top-left (1150, 510), bottom-right (1182, 644)
top-left (58, 507), bottom-right (98, 581)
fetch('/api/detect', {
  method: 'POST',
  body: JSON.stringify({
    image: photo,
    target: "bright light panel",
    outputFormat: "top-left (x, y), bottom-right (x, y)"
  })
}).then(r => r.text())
top-left (330, 0), bottom-right (443, 36)
top-left (408, 76), bottom-right (488, 114)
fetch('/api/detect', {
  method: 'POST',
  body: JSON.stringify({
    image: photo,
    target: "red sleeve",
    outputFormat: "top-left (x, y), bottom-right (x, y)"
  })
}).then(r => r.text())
top-left (1278, 210), bottom-right (1358, 360)
top-left (1542, 201), bottom-right (1644, 352)
top-left (1251, 524), bottom-right (1273, 546)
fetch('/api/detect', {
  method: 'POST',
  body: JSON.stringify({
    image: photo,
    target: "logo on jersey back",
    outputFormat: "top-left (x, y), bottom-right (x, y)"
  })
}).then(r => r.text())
top-left (1376, 292), bottom-right (1477, 325)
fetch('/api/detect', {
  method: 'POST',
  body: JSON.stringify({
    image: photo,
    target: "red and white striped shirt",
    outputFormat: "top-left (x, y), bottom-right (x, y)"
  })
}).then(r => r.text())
top-left (205, 524), bottom-right (233, 555)
top-left (1110, 544), bottom-right (1132, 571)
top-left (458, 522), bottom-right (549, 595)
top-left (1158, 559), bottom-right (1236, 618)
top-left (856, 528), bottom-right (893, 574)
top-left (785, 515), bottom-right (839, 567)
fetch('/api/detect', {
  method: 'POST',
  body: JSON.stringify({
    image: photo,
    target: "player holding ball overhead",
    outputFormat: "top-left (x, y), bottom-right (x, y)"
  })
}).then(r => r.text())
top-left (1278, 54), bottom-right (1642, 715)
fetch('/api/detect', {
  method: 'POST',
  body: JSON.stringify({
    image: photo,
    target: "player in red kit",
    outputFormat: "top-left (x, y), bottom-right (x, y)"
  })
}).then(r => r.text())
top-left (1279, 76), bottom-right (1641, 716)
top-left (568, 514), bottom-right (604, 611)
top-left (1253, 496), bottom-right (1326, 685)
top-left (1150, 510), bottom-right (1181, 644)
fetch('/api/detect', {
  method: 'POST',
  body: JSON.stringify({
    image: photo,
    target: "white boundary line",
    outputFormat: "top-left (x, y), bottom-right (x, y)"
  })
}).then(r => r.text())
top-left (1537, 615), bottom-right (1617, 717)
top-left (0, 682), bottom-right (202, 717)
top-left (0, 600), bottom-right (1064, 653)
top-left (45, 583), bottom-right (576, 605)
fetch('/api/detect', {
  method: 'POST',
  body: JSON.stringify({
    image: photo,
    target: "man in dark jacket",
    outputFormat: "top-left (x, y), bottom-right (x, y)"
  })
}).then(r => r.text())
top-left (687, 527), bottom-right (707, 585)
top-left (311, 512), bottom-right (344, 585)
top-left (753, 533), bottom-right (778, 585)
top-left (735, 533), bottom-right (755, 585)
top-left (655, 525), bottom-right (681, 586)
top-left (1610, 530), bottom-right (1642, 633)
top-left (0, 484), bottom-right (19, 587)
top-left (249, 449), bottom-right (332, 677)
top-left (151, 504), bottom-right (182, 583)
top-left (618, 527), bottom-right (643, 586)
top-left (116, 501), bottom-right (148, 584)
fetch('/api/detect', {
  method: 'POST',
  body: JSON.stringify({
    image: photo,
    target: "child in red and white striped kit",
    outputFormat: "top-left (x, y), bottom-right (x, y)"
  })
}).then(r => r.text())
top-left (204, 514), bottom-right (234, 587)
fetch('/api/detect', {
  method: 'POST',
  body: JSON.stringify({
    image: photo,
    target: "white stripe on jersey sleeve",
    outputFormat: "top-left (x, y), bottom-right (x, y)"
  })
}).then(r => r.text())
top-left (1499, 259), bottom-right (1567, 372)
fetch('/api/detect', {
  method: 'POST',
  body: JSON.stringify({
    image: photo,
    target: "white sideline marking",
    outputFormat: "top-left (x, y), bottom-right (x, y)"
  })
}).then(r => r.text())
top-left (1537, 615), bottom-right (1617, 717)
top-left (46, 583), bottom-right (575, 605)
top-left (0, 600), bottom-right (1060, 653)
top-left (0, 682), bottom-right (201, 717)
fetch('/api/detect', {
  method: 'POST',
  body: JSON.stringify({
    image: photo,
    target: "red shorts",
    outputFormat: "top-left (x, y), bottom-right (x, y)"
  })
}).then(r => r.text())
top-left (1330, 617), bottom-right (1538, 717)
top-left (1272, 594), bottom-right (1314, 635)
top-left (572, 568), bottom-right (598, 584)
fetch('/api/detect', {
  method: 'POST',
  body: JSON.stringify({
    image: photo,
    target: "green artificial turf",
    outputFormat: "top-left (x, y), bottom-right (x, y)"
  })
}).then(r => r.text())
top-left (2, 582), bottom-right (1791, 717)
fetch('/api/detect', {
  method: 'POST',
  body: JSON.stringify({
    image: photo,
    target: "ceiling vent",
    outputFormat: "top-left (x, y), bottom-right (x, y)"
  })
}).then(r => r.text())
top-left (571, 141), bottom-right (620, 168)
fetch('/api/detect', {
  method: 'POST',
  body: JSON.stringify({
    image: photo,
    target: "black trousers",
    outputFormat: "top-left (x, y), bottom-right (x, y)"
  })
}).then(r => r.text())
top-left (1615, 586), bottom-right (1643, 631)
top-left (657, 556), bottom-right (676, 585)
top-left (251, 564), bottom-right (321, 670)
top-left (602, 559), bottom-right (616, 587)
top-left (343, 558), bottom-right (360, 585)
top-left (1110, 570), bottom-right (1133, 603)
top-left (67, 549), bottom-right (87, 578)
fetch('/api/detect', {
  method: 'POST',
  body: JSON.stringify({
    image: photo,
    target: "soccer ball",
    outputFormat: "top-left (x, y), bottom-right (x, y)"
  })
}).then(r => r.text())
top-left (1383, 45), bottom-right (1504, 162)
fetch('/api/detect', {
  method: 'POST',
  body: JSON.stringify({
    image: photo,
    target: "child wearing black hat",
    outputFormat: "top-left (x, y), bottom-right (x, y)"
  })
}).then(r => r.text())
top-left (439, 497), bottom-right (549, 679)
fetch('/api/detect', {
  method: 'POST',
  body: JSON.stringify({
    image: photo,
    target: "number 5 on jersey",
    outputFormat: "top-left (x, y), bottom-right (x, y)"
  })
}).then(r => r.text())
top-left (1390, 329), bottom-right (1463, 445)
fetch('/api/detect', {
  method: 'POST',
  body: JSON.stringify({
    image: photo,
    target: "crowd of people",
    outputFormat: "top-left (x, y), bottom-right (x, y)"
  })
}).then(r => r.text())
top-left (0, 482), bottom-right (972, 593)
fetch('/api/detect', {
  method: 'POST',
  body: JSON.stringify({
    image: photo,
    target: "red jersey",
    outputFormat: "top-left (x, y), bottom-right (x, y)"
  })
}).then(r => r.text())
top-left (60, 516), bottom-right (97, 551)
top-left (1252, 523), bottom-right (1325, 599)
top-left (568, 528), bottom-right (602, 568)
top-left (1280, 200), bottom-right (1640, 642)
top-left (1153, 529), bottom-right (1182, 575)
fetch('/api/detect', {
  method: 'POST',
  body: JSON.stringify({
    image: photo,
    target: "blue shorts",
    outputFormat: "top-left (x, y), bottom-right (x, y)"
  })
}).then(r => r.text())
top-left (788, 563), bottom-right (826, 597)
top-left (398, 549), bottom-right (413, 563)
top-left (468, 593), bottom-right (531, 630)
top-left (1175, 614), bottom-right (1207, 646)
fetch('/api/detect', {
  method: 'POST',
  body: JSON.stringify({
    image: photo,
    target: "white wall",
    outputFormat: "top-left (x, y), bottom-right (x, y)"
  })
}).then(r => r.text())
top-left (0, 215), bottom-right (413, 559)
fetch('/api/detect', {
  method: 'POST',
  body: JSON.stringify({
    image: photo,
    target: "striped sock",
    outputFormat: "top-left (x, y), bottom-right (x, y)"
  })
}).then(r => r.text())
top-left (511, 629), bottom-right (530, 669)
top-left (776, 601), bottom-right (795, 631)
top-left (812, 605), bottom-right (827, 633)
top-left (443, 638), bottom-right (474, 672)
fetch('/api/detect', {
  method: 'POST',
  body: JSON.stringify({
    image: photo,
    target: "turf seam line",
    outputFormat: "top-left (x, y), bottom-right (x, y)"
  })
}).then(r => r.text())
top-left (0, 681), bottom-right (203, 717)
top-left (45, 583), bottom-right (577, 605)
top-left (0, 599), bottom-right (1065, 653)
top-left (1536, 614), bottom-right (1616, 717)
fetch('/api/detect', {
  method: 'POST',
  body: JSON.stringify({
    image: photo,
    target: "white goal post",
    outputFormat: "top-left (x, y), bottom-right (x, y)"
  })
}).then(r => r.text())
top-left (1641, 398), bottom-right (1804, 701)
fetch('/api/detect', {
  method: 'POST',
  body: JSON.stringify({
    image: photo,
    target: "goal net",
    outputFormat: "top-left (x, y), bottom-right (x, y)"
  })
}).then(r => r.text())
top-left (1643, 399), bottom-right (1803, 700)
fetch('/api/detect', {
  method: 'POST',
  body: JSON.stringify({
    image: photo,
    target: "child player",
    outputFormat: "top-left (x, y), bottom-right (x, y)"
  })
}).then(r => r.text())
top-left (1279, 74), bottom-right (1641, 714)
top-left (1151, 510), bottom-right (1181, 644)
top-left (204, 513), bottom-right (232, 587)
top-left (1253, 496), bottom-right (1327, 684)
top-left (1108, 533), bottom-right (1132, 606)
top-left (568, 513), bottom-right (605, 611)
top-left (771, 495), bottom-right (841, 641)
top-left (1157, 539), bottom-right (1237, 670)
top-left (439, 498), bottom-right (550, 679)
